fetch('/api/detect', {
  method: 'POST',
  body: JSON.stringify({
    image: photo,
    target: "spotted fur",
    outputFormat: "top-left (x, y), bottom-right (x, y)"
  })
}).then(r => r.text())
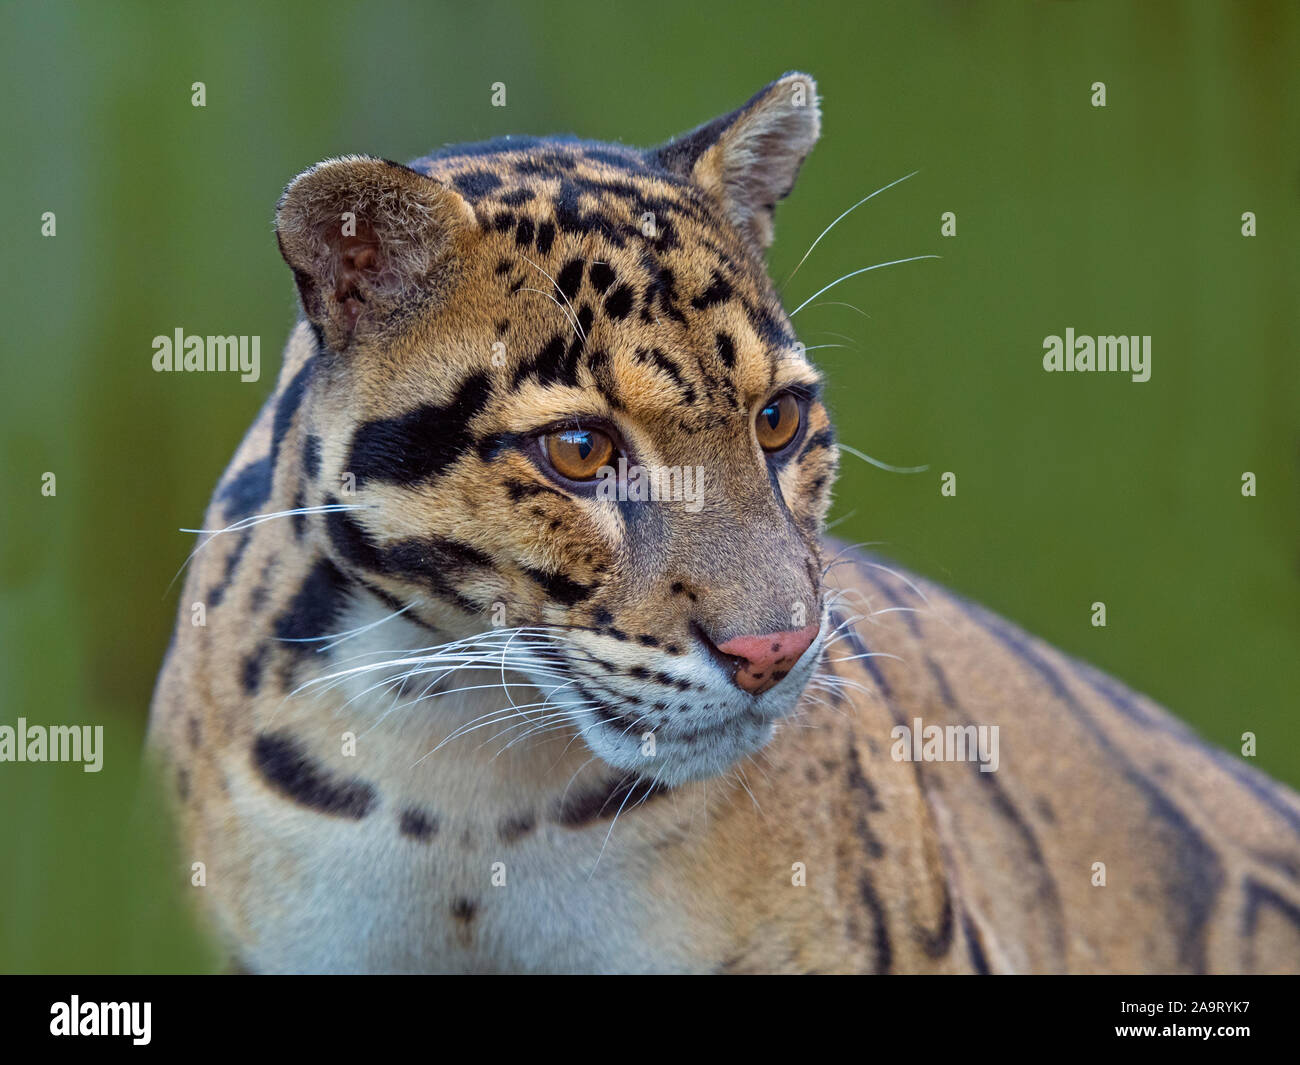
top-left (148, 74), bottom-right (1300, 974)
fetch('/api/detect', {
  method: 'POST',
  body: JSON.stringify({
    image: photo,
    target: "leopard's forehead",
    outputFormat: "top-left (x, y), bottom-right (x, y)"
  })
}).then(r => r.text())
top-left (396, 136), bottom-right (816, 428)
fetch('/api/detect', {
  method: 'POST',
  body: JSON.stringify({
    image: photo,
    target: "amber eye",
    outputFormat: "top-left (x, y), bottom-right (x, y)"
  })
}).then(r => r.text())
top-left (543, 427), bottom-right (615, 481)
top-left (755, 393), bottom-right (801, 452)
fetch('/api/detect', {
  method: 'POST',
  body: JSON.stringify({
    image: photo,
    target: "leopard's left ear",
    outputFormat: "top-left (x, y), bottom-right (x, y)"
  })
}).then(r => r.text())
top-left (648, 72), bottom-right (821, 251)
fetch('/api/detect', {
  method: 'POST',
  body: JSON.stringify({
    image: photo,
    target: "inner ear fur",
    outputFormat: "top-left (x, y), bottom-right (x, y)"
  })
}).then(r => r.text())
top-left (274, 155), bottom-right (474, 351)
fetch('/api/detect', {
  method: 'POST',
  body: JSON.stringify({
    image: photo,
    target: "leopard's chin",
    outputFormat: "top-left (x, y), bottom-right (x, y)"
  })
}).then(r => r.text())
top-left (574, 691), bottom-right (803, 786)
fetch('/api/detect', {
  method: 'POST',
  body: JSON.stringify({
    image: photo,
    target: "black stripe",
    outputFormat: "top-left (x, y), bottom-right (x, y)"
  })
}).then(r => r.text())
top-left (521, 565), bottom-right (593, 605)
top-left (252, 732), bottom-right (376, 818)
top-left (962, 915), bottom-right (992, 974)
top-left (960, 598), bottom-right (1225, 974)
top-left (553, 772), bottom-right (669, 827)
top-left (273, 556), bottom-right (352, 650)
top-left (347, 371), bottom-right (492, 487)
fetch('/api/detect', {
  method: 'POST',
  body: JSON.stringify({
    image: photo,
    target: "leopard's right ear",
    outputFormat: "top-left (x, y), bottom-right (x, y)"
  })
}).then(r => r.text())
top-left (274, 156), bottom-right (475, 352)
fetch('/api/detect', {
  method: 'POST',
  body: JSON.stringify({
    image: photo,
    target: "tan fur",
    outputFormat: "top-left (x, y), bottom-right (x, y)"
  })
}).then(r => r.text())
top-left (148, 75), bottom-right (1300, 974)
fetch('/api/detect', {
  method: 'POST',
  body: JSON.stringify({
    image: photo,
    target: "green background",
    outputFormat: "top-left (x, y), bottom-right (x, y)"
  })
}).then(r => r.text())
top-left (1, 0), bottom-right (1296, 972)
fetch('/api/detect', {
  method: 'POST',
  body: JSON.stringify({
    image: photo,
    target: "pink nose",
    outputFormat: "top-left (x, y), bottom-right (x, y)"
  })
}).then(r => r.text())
top-left (716, 623), bottom-right (819, 695)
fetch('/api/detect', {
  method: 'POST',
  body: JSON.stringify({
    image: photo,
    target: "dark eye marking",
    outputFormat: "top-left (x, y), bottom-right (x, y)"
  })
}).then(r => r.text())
top-left (347, 372), bottom-right (493, 487)
top-left (798, 427), bottom-right (836, 461)
top-left (505, 478), bottom-right (565, 502)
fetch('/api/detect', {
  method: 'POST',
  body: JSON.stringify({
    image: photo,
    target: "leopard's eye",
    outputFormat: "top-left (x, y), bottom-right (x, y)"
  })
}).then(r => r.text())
top-left (542, 427), bottom-right (615, 481)
top-left (755, 393), bottom-right (801, 452)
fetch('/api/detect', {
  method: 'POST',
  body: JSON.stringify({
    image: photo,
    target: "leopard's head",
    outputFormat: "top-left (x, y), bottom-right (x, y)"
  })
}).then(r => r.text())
top-left (276, 73), bottom-right (837, 785)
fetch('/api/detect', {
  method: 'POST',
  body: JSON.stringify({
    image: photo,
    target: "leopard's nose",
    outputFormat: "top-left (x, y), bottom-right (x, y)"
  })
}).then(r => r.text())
top-left (712, 623), bottom-right (820, 695)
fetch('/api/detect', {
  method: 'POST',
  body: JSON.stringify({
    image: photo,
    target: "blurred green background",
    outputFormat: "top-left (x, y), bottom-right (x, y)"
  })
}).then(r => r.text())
top-left (1, 0), bottom-right (1296, 972)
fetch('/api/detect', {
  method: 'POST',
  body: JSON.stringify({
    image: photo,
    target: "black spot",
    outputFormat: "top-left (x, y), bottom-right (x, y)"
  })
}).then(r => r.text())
top-left (514, 218), bottom-right (535, 247)
top-left (499, 187), bottom-right (534, 206)
top-left (491, 210), bottom-right (515, 232)
top-left (241, 645), bottom-right (268, 694)
top-left (535, 220), bottom-right (556, 256)
top-left (453, 170), bottom-right (503, 199)
top-left (347, 371), bottom-right (493, 487)
top-left (252, 732), bottom-right (376, 818)
top-left (451, 897), bottom-right (478, 922)
top-left (207, 528), bottom-right (253, 608)
top-left (218, 456), bottom-right (272, 522)
top-left (512, 333), bottom-right (581, 390)
top-left (176, 767), bottom-right (189, 801)
top-left (692, 271), bottom-right (732, 309)
top-left (218, 358), bottom-right (316, 522)
top-left (715, 332), bottom-right (736, 368)
top-left (248, 555), bottom-right (277, 613)
top-left (499, 813), bottom-right (536, 844)
top-left (302, 434), bottom-right (322, 478)
top-left (291, 488), bottom-right (307, 539)
top-left (643, 266), bottom-right (686, 324)
top-left (588, 262), bottom-right (616, 293)
top-left (399, 807), bottom-right (438, 841)
top-left (603, 283), bottom-right (634, 320)
top-left (556, 258), bottom-right (585, 303)
top-left (592, 607), bottom-right (614, 626)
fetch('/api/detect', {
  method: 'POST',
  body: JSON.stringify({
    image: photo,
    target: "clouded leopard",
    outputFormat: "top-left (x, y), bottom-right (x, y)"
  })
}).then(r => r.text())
top-left (148, 73), bottom-right (1300, 974)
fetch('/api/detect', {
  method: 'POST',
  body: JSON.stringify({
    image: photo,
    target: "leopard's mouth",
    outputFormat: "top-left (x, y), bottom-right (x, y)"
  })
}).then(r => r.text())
top-left (581, 703), bottom-right (778, 786)
top-left (521, 615), bottom-right (828, 786)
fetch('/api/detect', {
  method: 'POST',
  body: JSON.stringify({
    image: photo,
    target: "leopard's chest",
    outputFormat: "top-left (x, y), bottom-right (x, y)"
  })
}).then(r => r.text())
top-left (216, 616), bottom-right (711, 972)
